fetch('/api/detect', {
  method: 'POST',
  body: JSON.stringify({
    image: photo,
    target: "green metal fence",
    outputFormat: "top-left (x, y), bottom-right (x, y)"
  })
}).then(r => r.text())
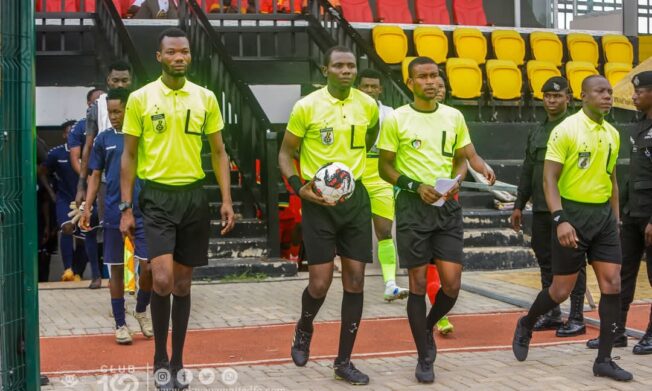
top-left (0, 1), bottom-right (40, 390)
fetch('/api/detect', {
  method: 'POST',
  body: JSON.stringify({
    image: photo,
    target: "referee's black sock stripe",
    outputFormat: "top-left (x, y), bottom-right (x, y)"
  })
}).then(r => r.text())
top-left (425, 289), bottom-right (458, 331)
top-left (297, 288), bottom-right (326, 333)
top-left (170, 293), bottom-right (192, 369)
top-left (522, 288), bottom-right (558, 329)
top-left (150, 291), bottom-right (171, 365)
top-left (336, 290), bottom-right (363, 363)
top-left (597, 293), bottom-right (620, 361)
top-left (407, 293), bottom-right (428, 360)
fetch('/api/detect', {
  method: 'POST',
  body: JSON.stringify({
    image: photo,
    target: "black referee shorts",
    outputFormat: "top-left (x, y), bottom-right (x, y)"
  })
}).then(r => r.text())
top-left (395, 191), bottom-right (464, 269)
top-left (138, 179), bottom-right (210, 267)
top-left (551, 198), bottom-right (622, 275)
top-left (301, 182), bottom-right (372, 265)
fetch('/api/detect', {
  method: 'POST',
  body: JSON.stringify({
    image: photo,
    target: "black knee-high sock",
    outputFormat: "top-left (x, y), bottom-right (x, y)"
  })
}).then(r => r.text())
top-left (297, 288), bottom-right (326, 333)
top-left (598, 293), bottom-right (621, 361)
top-left (522, 289), bottom-right (559, 329)
top-left (336, 291), bottom-right (363, 363)
top-left (425, 290), bottom-right (458, 331)
top-left (150, 292), bottom-right (171, 365)
top-left (407, 293), bottom-right (427, 360)
top-left (170, 293), bottom-right (191, 370)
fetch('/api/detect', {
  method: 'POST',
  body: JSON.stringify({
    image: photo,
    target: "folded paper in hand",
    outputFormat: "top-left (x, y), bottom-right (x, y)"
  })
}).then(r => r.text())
top-left (432, 174), bottom-right (462, 207)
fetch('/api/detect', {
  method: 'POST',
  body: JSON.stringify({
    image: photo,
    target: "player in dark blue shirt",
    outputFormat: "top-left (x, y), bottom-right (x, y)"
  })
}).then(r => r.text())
top-left (40, 121), bottom-right (92, 281)
top-left (82, 88), bottom-right (153, 345)
top-left (68, 88), bottom-right (104, 175)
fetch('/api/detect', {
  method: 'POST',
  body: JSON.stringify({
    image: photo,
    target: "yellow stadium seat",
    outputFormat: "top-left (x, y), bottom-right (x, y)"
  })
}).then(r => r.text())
top-left (530, 31), bottom-right (563, 67)
top-left (526, 60), bottom-right (562, 100)
top-left (566, 33), bottom-right (599, 67)
top-left (413, 26), bottom-right (449, 64)
top-left (491, 30), bottom-right (525, 66)
top-left (602, 34), bottom-right (634, 65)
top-left (372, 25), bottom-right (408, 64)
top-left (453, 28), bottom-right (487, 65)
top-left (565, 61), bottom-right (599, 100)
top-left (446, 57), bottom-right (483, 99)
top-left (401, 56), bottom-right (418, 83)
top-left (486, 60), bottom-right (522, 100)
top-left (604, 62), bottom-right (632, 86)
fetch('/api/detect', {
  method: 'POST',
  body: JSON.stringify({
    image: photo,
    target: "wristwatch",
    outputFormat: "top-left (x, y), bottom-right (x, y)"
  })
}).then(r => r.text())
top-left (118, 201), bottom-right (133, 212)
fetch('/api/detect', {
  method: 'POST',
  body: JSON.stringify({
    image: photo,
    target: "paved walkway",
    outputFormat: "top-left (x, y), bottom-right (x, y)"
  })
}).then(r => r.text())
top-left (39, 268), bottom-right (652, 390)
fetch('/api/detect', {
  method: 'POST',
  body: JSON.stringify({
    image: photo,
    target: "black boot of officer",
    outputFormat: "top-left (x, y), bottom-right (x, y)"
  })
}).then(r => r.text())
top-left (586, 311), bottom-right (628, 349)
top-left (533, 307), bottom-right (563, 331)
top-left (633, 309), bottom-right (652, 355)
top-left (556, 292), bottom-right (586, 337)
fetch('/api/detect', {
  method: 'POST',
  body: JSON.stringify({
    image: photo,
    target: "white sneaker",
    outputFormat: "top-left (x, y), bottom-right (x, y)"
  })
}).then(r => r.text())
top-left (384, 284), bottom-right (409, 302)
top-left (133, 310), bottom-right (154, 338)
top-left (115, 325), bottom-right (133, 345)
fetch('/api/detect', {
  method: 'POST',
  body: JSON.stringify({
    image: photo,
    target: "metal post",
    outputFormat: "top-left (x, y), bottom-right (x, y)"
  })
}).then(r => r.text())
top-left (514, 0), bottom-right (521, 27)
top-left (553, 0), bottom-right (559, 28)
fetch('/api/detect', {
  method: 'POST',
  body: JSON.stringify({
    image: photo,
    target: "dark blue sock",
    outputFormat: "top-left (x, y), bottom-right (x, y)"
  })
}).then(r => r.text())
top-left (60, 234), bottom-right (74, 269)
top-left (136, 289), bottom-right (151, 313)
top-left (84, 230), bottom-right (101, 279)
top-left (111, 298), bottom-right (126, 328)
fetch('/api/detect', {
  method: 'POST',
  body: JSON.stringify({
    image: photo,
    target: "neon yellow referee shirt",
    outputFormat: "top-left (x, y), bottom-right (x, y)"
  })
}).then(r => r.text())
top-left (545, 109), bottom-right (620, 203)
top-left (378, 103), bottom-right (471, 185)
top-left (123, 78), bottom-right (224, 186)
top-left (286, 87), bottom-right (379, 180)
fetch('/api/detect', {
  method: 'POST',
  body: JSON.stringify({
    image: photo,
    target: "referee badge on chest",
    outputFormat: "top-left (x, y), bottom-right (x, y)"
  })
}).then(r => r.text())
top-left (151, 113), bottom-right (167, 134)
top-left (320, 127), bottom-right (334, 145)
top-left (578, 151), bottom-right (591, 169)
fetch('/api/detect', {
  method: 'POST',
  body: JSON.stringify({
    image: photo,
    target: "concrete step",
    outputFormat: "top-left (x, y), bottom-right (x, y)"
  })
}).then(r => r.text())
top-left (193, 257), bottom-right (298, 280)
top-left (210, 218), bottom-right (266, 238)
top-left (463, 208), bottom-right (532, 230)
top-left (464, 228), bottom-right (528, 247)
top-left (458, 191), bottom-right (495, 209)
top-left (208, 237), bottom-right (267, 259)
top-left (463, 246), bottom-right (536, 271)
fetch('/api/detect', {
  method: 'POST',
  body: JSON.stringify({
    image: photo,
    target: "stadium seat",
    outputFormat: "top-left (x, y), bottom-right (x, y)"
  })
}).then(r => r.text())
top-left (530, 31), bottom-right (563, 67)
top-left (453, 28), bottom-right (487, 65)
top-left (446, 57), bottom-right (483, 99)
top-left (372, 26), bottom-right (408, 64)
top-left (565, 61), bottom-right (599, 100)
top-left (35, 0), bottom-right (79, 11)
top-left (414, 0), bottom-right (450, 24)
top-left (259, 0), bottom-right (304, 13)
top-left (604, 62), bottom-right (632, 86)
top-left (452, 0), bottom-right (487, 26)
top-left (526, 60), bottom-right (562, 100)
top-left (486, 60), bottom-right (522, 100)
top-left (602, 34), bottom-right (634, 65)
top-left (339, 0), bottom-right (374, 22)
top-left (402, 56), bottom-right (418, 83)
top-left (491, 30), bottom-right (525, 66)
top-left (377, 0), bottom-right (413, 23)
top-left (566, 33), bottom-right (599, 67)
top-left (413, 27), bottom-right (449, 64)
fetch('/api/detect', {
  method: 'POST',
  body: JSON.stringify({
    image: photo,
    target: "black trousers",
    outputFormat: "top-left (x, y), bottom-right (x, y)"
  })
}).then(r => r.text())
top-left (531, 212), bottom-right (587, 302)
top-left (620, 216), bottom-right (652, 328)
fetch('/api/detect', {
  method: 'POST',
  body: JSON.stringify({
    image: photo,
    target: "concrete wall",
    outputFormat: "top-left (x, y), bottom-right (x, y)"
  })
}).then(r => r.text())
top-left (569, 9), bottom-right (623, 32)
top-left (36, 86), bottom-right (90, 126)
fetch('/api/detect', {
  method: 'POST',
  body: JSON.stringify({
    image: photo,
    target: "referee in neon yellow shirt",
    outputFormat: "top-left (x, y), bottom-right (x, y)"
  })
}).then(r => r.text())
top-left (512, 75), bottom-right (633, 382)
top-left (378, 57), bottom-right (495, 384)
top-left (279, 46), bottom-right (379, 385)
top-left (120, 28), bottom-right (235, 390)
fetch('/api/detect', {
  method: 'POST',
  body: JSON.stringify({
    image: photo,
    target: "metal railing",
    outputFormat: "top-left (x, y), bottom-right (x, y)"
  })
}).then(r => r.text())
top-left (1, 2), bottom-right (39, 390)
top-left (180, 0), bottom-right (280, 257)
top-left (95, 0), bottom-right (150, 85)
top-left (308, 0), bottom-right (411, 108)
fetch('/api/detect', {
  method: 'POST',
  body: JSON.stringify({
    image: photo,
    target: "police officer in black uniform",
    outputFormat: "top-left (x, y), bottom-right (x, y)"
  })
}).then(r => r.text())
top-left (512, 77), bottom-right (587, 337)
top-left (587, 71), bottom-right (652, 354)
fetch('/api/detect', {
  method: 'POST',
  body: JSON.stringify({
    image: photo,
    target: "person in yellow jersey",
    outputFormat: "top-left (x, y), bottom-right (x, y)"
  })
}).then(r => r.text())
top-left (279, 46), bottom-right (379, 385)
top-left (378, 57), bottom-right (495, 384)
top-left (512, 75), bottom-right (633, 382)
top-left (120, 28), bottom-right (236, 391)
top-left (357, 68), bottom-right (408, 302)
